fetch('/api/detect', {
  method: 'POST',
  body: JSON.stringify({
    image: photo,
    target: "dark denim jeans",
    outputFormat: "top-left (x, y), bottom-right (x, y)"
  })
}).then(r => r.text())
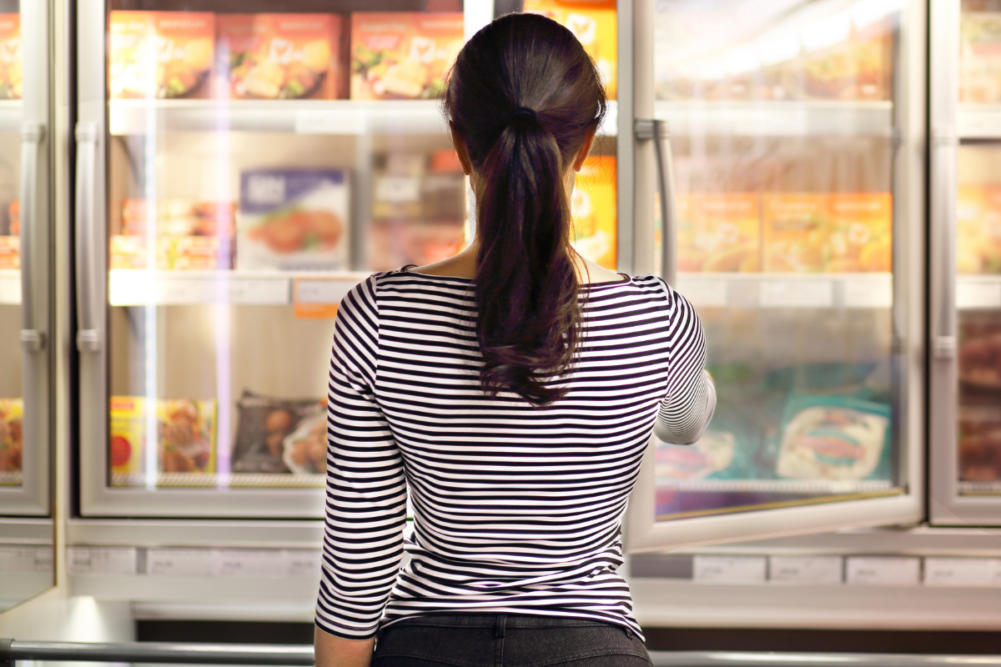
top-left (372, 614), bottom-right (652, 667)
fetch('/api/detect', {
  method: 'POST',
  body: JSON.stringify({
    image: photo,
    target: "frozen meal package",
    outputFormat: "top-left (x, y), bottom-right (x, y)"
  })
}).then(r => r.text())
top-left (655, 432), bottom-right (735, 481)
top-left (9, 200), bottom-right (19, 235)
top-left (798, 34), bottom-right (891, 101)
top-left (571, 155), bottom-right (617, 270)
top-left (109, 397), bottom-right (216, 482)
top-left (961, 13), bottom-right (1001, 103)
top-left (957, 185), bottom-right (1001, 274)
top-left (959, 316), bottom-right (1001, 390)
top-left (113, 198), bottom-right (235, 270)
top-left (368, 220), bottom-right (465, 272)
top-left (0, 399), bottom-right (22, 479)
top-left (775, 394), bottom-right (891, 481)
top-left (762, 194), bottom-right (829, 273)
top-left (217, 13), bottom-right (347, 100)
top-left (958, 402), bottom-right (1001, 483)
top-left (0, 235), bottom-right (18, 270)
top-left (231, 391), bottom-right (325, 474)
top-left (825, 193), bottom-right (892, 273)
top-left (0, 13), bottom-right (21, 100)
top-left (237, 169), bottom-right (350, 271)
top-left (676, 193), bottom-right (760, 273)
top-left (109, 11), bottom-right (214, 99)
top-left (350, 12), bottom-right (464, 100)
top-left (524, 0), bottom-right (617, 100)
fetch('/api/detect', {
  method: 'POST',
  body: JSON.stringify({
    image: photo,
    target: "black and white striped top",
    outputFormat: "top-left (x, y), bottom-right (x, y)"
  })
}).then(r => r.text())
top-left (315, 269), bottom-right (714, 640)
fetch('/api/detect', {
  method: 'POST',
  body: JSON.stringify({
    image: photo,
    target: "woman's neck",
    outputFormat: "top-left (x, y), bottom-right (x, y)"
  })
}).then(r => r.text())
top-left (409, 241), bottom-right (623, 284)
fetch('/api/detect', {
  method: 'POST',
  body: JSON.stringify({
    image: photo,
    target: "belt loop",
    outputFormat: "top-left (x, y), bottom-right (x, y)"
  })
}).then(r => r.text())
top-left (494, 614), bottom-right (507, 638)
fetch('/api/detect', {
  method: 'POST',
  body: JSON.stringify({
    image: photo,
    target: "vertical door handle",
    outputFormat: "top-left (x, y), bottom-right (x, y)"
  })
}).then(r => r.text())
top-left (75, 122), bottom-right (101, 353)
top-left (19, 123), bottom-right (46, 353)
top-left (932, 126), bottom-right (958, 360)
top-left (635, 119), bottom-right (677, 285)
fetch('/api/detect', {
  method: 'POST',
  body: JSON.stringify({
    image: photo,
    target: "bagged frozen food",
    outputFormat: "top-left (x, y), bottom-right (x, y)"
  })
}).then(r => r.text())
top-left (282, 413), bottom-right (328, 475)
top-left (762, 194), bottom-right (829, 273)
top-left (655, 431), bottom-right (735, 481)
top-left (0, 13), bottom-right (21, 100)
top-left (231, 391), bottom-right (325, 474)
top-left (961, 13), bottom-right (1001, 103)
top-left (676, 193), bottom-right (760, 273)
top-left (237, 169), bottom-right (349, 271)
top-left (0, 235), bottom-right (17, 270)
top-left (571, 155), bottom-right (617, 270)
top-left (775, 395), bottom-right (890, 481)
top-left (958, 402), bottom-right (1001, 483)
top-left (524, 0), bottom-right (617, 100)
top-left (0, 399), bottom-right (22, 481)
top-left (109, 397), bottom-right (216, 484)
top-left (109, 11), bottom-right (214, 99)
top-left (350, 12), bottom-right (464, 100)
top-left (217, 14), bottom-right (347, 100)
top-left (957, 185), bottom-right (1001, 274)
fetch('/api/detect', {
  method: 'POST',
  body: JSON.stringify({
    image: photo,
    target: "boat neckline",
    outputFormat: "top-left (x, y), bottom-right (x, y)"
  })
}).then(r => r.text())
top-left (396, 267), bottom-right (633, 288)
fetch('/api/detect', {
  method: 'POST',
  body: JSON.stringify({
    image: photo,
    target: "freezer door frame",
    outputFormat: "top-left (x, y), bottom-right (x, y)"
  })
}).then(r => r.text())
top-left (624, 0), bottom-right (927, 552)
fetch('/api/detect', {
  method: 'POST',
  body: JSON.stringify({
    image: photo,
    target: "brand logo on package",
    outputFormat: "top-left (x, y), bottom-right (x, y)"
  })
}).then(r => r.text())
top-left (241, 170), bottom-right (346, 213)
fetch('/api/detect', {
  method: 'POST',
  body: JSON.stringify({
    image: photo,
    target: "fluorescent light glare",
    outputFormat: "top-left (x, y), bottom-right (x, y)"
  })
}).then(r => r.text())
top-left (801, 10), bottom-right (851, 52)
top-left (852, 0), bottom-right (906, 29)
top-left (758, 32), bottom-right (801, 66)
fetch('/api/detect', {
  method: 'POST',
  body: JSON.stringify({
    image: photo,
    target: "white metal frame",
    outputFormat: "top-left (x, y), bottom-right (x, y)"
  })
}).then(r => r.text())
top-left (624, 0), bottom-right (927, 552)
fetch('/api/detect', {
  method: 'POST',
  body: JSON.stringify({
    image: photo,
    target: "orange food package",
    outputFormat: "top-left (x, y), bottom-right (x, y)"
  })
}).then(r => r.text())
top-left (0, 398), bottom-right (22, 480)
top-left (762, 194), bottom-right (829, 273)
top-left (676, 193), bottom-right (760, 273)
top-left (570, 155), bottom-right (616, 270)
top-left (957, 185), bottom-right (1001, 274)
top-left (350, 12), bottom-right (464, 100)
top-left (109, 11), bottom-right (214, 99)
top-left (825, 193), bottom-right (892, 273)
top-left (217, 14), bottom-right (347, 100)
top-left (523, 0), bottom-right (617, 100)
top-left (961, 13), bottom-right (1001, 103)
top-left (0, 13), bottom-right (21, 100)
top-left (0, 236), bottom-right (17, 270)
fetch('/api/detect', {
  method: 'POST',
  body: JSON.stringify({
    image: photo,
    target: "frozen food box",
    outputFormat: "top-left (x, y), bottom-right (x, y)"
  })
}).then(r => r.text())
top-left (109, 397), bottom-right (217, 483)
top-left (798, 34), bottom-right (891, 102)
top-left (9, 200), bottom-right (19, 235)
top-left (368, 220), bottom-right (465, 272)
top-left (350, 12), bottom-right (464, 100)
top-left (957, 185), bottom-right (1001, 274)
top-left (655, 431), bottom-right (735, 481)
top-left (762, 194), bottom-right (829, 273)
top-left (959, 316), bottom-right (1001, 390)
top-left (961, 13), bottom-right (1001, 103)
top-left (524, 0), bottom-right (617, 100)
top-left (237, 169), bottom-right (350, 271)
top-left (571, 155), bottom-right (616, 270)
top-left (217, 13), bottom-right (348, 100)
top-left (112, 198), bottom-right (235, 270)
top-left (958, 402), bottom-right (1001, 483)
top-left (109, 11), bottom-right (214, 99)
top-left (0, 399), bottom-right (22, 481)
top-left (0, 14), bottom-right (21, 100)
top-left (0, 235), bottom-right (18, 270)
top-left (231, 391), bottom-right (325, 474)
top-left (676, 193), bottom-right (760, 273)
top-left (825, 193), bottom-right (892, 273)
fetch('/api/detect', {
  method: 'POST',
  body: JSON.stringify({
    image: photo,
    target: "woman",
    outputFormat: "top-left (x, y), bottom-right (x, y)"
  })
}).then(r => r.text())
top-left (314, 12), bottom-right (714, 667)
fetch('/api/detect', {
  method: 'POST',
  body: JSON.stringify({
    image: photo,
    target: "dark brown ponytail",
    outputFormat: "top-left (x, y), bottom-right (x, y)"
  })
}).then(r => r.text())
top-left (444, 13), bottom-right (607, 406)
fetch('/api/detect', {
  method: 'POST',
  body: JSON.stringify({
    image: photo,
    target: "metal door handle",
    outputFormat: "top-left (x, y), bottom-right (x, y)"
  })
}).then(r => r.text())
top-left (19, 123), bottom-right (46, 353)
top-left (931, 126), bottom-right (958, 360)
top-left (75, 122), bottom-right (101, 353)
top-left (636, 119), bottom-right (677, 285)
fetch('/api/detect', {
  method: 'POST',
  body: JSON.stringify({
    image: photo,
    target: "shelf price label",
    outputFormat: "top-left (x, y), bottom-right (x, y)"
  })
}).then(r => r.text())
top-left (294, 278), bottom-right (354, 319)
top-left (769, 556), bottom-right (843, 585)
top-left (68, 547), bottom-right (138, 575)
top-left (924, 558), bottom-right (1001, 588)
top-left (759, 280), bottom-right (833, 308)
top-left (693, 556), bottom-right (767, 584)
top-left (147, 548), bottom-right (214, 576)
top-left (212, 549), bottom-right (285, 578)
top-left (0, 546), bottom-right (54, 574)
top-left (845, 557), bottom-right (920, 586)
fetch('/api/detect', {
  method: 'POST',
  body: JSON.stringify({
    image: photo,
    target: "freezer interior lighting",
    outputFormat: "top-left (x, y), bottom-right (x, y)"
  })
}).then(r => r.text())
top-left (800, 10), bottom-right (851, 53)
top-left (851, 0), bottom-right (907, 29)
top-left (757, 32), bottom-right (801, 66)
top-left (726, 47), bottom-right (760, 76)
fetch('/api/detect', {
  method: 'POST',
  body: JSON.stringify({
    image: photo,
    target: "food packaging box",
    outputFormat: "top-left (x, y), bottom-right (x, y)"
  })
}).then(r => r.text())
top-left (122, 198), bottom-right (236, 237)
top-left (524, 0), bottom-right (617, 100)
top-left (0, 14), bottom-right (21, 100)
top-left (109, 397), bottom-right (216, 483)
top-left (113, 198), bottom-right (235, 270)
top-left (217, 13), bottom-right (348, 100)
top-left (676, 193), bottom-right (760, 273)
top-left (368, 220), bottom-right (465, 272)
top-left (825, 193), bottom-right (892, 272)
top-left (957, 185), bottom-right (1001, 274)
top-left (798, 35), bottom-right (891, 101)
top-left (109, 11), bottom-right (214, 99)
top-left (762, 194), bottom-right (829, 273)
top-left (0, 399), bottom-right (22, 480)
top-left (655, 432), bottom-right (735, 480)
top-left (350, 12), bottom-right (464, 100)
top-left (961, 13), bottom-right (1001, 103)
top-left (8, 200), bottom-right (19, 235)
top-left (231, 391), bottom-right (325, 474)
top-left (237, 169), bottom-right (350, 271)
top-left (570, 155), bottom-right (617, 270)
top-left (958, 402), bottom-right (1001, 483)
top-left (0, 236), bottom-right (18, 270)
top-left (959, 316), bottom-right (1001, 390)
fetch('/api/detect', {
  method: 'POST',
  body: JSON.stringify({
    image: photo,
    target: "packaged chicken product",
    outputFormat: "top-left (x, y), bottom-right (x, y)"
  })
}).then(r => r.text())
top-left (523, 0), bottom-right (617, 100)
top-left (350, 12), bottom-right (464, 100)
top-left (237, 169), bottom-right (349, 271)
top-left (676, 193), bottom-right (760, 273)
top-left (961, 13), bottom-right (1001, 103)
top-left (0, 399), bottom-right (22, 481)
top-left (825, 193), bottom-right (892, 273)
top-left (0, 14), bottom-right (21, 100)
top-left (957, 185), bottom-right (1001, 273)
top-left (109, 397), bottom-right (216, 485)
top-left (109, 11), bottom-right (214, 99)
top-left (958, 402), bottom-right (1001, 483)
top-left (0, 235), bottom-right (17, 270)
top-left (570, 155), bottom-right (617, 270)
top-left (217, 14), bottom-right (348, 100)
top-left (762, 194), bottom-right (829, 273)
top-left (231, 391), bottom-right (325, 474)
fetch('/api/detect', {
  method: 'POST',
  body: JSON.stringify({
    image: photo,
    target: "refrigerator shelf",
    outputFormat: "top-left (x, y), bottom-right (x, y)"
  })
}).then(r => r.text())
top-left (0, 269), bottom-right (19, 305)
top-left (108, 269), bottom-right (368, 307)
top-left (656, 479), bottom-right (895, 494)
top-left (0, 100), bottom-right (20, 133)
top-left (675, 272), bottom-right (894, 309)
top-left (959, 105), bottom-right (1001, 139)
top-left (957, 275), bottom-right (1001, 309)
top-left (108, 99), bottom-right (619, 137)
top-left (655, 100), bottom-right (893, 137)
top-left (110, 473), bottom-right (324, 489)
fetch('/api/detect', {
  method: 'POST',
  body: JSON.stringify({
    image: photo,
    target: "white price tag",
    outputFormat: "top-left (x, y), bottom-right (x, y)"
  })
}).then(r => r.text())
top-left (693, 556), bottom-right (767, 584)
top-left (0, 271), bottom-right (20, 305)
top-left (924, 558), bottom-right (1001, 588)
top-left (376, 176), bottom-right (421, 204)
top-left (0, 546), bottom-right (53, 573)
top-left (229, 278), bottom-right (290, 304)
top-left (957, 281), bottom-right (1001, 309)
top-left (212, 549), bottom-right (284, 578)
top-left (676, 278), bottom-right (727, 308)
top-left (760, 280), bottom-right (833, 308)
top-left (148, 548), bottom-right (214, 576)
top-left (769, 556), bottom-right (843, 585)
top-left (296, 279), bottom-right (354, 305)
top-left (844, 279), bottom-right (893, 309)
top-left (284, 550), bottom-right (323, 578)
top-left (68, 547), bottom-right (138, 575)
top-left (296, 109), bottom-right (366, 135)
top-left (846, 557), bottom-right (920, 586)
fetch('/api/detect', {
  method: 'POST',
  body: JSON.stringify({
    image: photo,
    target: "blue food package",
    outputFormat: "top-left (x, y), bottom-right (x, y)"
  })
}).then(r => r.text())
top-left (653, 400), bottom-right (758, 482)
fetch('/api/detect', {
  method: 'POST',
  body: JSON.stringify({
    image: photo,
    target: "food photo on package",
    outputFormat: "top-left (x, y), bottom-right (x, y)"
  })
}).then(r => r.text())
top-left (0, 399), bottom-right (22, 481)
top-left (959, 316), bottom-right (1001, 391)
top-left (676, 193), bottom-right (760, 273)
top-left (231, 391), bottom-right (326, 475)
top-left (958, 402), bottom-right (1001, 483)
top-left (0, 13), bottom-right (21, 100)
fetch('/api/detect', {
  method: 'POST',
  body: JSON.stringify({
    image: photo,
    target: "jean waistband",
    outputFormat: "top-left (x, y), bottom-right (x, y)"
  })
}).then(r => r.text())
top-left (386, 613), bottom-right (622, 631)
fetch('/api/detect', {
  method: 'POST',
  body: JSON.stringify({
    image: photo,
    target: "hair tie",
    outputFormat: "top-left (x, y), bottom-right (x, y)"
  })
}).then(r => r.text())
top-left (509, 106), bottom-right (537, 124)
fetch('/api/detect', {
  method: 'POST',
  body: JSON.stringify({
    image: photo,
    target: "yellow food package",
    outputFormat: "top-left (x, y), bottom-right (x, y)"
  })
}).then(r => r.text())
top-left (676, 193), bottom-right (760, 273)
top-left (0, 235), bottom-right (18, 270)
top-left (957, 185), bottom-right (1001, 274)
top-left (0, 13), bottom-right (21, 100)
top-left (571, 155), bottom-right (616, 270)
top-left (762, 194), bottom-right (829, 273)
top-left (0, 398), bottom-right (23, 479)
top-left (524, 0), bottom-right (617, 100)
top-left (110, 397), bottom-right (216, 483)
top-left (826, 193), bottom-right (892, 273)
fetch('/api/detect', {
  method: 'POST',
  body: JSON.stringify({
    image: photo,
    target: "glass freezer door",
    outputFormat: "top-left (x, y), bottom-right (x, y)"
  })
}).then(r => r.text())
top-left (626, 0), bottom-right (926, 551)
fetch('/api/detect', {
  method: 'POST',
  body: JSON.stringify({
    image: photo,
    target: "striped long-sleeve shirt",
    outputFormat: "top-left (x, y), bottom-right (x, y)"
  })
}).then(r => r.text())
top-left (315, 269), bottom-right (714, 640)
